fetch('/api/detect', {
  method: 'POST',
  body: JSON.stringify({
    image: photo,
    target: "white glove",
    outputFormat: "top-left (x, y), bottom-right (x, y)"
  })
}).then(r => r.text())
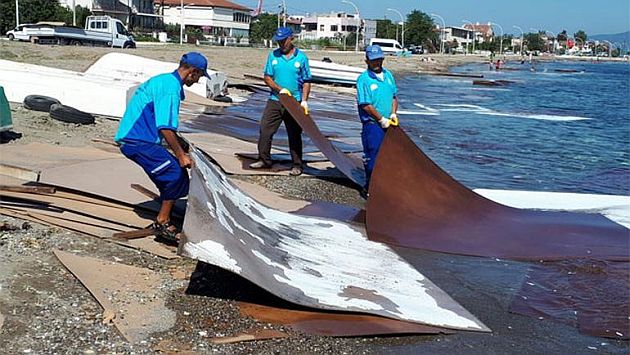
top-left (378, 117), bottom-right (391, 129)
top-left (300, 101), bottom-right (309, 115)
top-left (389, 113), bottom-right (398, 120)
top-left (279, 88), bottom-right (291, 96)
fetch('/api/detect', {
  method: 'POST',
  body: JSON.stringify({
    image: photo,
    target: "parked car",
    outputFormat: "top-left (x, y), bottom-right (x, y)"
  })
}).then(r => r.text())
top-left (408, 45), bottom-right (424, 54)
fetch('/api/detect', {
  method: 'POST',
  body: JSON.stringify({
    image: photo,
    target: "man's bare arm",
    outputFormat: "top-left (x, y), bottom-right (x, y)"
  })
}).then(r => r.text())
top-left (161, 129), bottom-right (192, 168)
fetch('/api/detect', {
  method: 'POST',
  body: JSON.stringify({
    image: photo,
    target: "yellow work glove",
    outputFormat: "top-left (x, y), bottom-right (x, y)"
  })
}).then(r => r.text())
top-left (279, 88), bottom-right (292, 96)
top-left (300, 101), bottom-right (309, 115)
top-left (389, 113), bottom-right (399, 126)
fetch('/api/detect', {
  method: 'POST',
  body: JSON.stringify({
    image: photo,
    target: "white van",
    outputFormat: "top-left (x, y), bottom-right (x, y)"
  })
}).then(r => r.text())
top-left (369, 38), bottom-right (404, 56)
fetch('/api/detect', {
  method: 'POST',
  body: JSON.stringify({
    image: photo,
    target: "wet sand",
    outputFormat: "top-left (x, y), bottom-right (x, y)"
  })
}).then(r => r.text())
top-left (1, 40), bottom-right (628, 354)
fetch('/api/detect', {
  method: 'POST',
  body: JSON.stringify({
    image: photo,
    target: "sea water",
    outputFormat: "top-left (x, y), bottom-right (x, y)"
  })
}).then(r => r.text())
top-left (396, 60), bottom-right (630, 195)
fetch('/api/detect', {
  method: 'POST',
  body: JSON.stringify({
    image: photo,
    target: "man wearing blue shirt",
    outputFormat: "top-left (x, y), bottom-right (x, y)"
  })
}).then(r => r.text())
top-left (249, 27), bottom-right (312, 176)
top-left (356, 45), bottom-right (399, 196)
top-left (115, 52), bottom-right (210, 245)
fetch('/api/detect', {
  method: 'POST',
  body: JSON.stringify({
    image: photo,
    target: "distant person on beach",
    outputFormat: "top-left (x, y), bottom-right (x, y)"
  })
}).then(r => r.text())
top-left (114, 52), bottom-right (210, 246)
top-left (355, 45), bottom-right (399, 198)
top-left (249, 27), bottom-right (312, 176)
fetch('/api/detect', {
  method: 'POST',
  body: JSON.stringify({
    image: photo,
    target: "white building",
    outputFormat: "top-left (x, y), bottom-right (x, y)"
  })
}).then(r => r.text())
top-left (362, 19), bottom-right (376, 46)
top-left (299, 12), bottom-right (375, 47)
top-left (463, 22), bottom-right (493, 43)
top-left (156, 0), bottom-right (251, 43)
top-left (300, 12), bottom-right (359, 41)
top-left (442, 26), bottom-right (475, 52)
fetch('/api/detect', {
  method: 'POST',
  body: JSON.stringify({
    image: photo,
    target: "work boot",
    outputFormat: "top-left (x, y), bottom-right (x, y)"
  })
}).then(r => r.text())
top-left (249, 160), bottom-right (270, 169)
top-left (289, 167), bottom-right (303, 176)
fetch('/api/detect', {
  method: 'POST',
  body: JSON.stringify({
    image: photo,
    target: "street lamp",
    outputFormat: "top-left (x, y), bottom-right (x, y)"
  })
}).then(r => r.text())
top-left (15, 0), bottom-right (19, 27)
top-left (491, 22), bottom-right (503, 55)
top-left (180, 1), bottom-right (196, 45)
top-left (462, 19), bottom-right (475, 55)
top-left (341, 0), bottom-right (360, 52)
top-left (513, 25), bottom-right (524, 56)
top-left (387, 8), bottom-right (405, 48)
top-left (430, 13), bottom-right (445, 55)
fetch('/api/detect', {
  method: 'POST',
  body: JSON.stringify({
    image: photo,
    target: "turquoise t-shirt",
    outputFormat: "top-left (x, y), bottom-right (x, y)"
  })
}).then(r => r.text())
top-left (115, 71), bottom-right (185, 144)
top-left (356, 69), bottom-right (397, 123)
top-left (264, 48), bottom-right (312, 102)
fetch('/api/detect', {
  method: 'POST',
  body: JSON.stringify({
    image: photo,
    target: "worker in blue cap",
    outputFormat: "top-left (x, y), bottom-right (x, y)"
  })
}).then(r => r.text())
top-left (114, 51), bottom-right (210, 245)
top-left (356, 45), bottom-right (399, 198)
top-left (249, 26), bottom-right (312, 176)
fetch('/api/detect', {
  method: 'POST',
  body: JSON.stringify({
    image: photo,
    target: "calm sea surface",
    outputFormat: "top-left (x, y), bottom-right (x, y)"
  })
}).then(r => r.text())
top-left (395, 60), bottom-right (630, 195)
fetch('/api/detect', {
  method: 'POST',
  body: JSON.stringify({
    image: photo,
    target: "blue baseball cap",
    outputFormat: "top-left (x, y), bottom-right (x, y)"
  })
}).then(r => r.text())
top-left (181, 52), bottom-right (210, 78)
top-left (272, 27), bottom-right (293, 41)
top-left (366, 45), bottom-right (384, 60)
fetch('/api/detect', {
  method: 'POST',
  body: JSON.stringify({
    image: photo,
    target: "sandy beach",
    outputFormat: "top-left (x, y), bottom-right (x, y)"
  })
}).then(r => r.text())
top-left (1, 40), bottom-right (628, 354)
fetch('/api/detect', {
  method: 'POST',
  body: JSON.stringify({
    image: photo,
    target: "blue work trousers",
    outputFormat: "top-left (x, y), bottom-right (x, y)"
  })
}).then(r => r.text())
top-left (361, 121), bottom-right (386, 189)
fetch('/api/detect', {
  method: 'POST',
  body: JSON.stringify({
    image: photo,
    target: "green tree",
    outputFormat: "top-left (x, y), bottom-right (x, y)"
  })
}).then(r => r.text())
top-left (557, 29), bottom-right (568, 41)
top-left (524, 32), bottom-right (544, 51)
top-left (250, 13), bottom-right (277, 44)
top-left (55, 5), bottom-right (92, 27)
top-left (376, 19), bottom-right (397, 39)
top-left (1, 1), bottom-right (92, 34)
top-left (574, 30), bottom-right (587, 43)
top-left (404, 10), bottom-right (437, 48)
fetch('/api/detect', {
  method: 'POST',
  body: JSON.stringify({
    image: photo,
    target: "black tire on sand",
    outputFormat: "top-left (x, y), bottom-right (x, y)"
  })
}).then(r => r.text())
top-left (49, 104), bottom-right (95, 125)
top-left (23, 95), bottom-right (61, 112)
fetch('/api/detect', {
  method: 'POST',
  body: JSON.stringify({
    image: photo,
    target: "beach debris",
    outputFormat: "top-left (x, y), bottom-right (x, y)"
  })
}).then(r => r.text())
top-left (473, 79), bottom-right (510, 86)
top-left (53, 250), bottom-right (175, 343)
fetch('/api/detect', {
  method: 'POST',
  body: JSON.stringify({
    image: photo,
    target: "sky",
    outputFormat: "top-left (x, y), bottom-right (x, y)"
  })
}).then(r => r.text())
top-left (237, 0), bottom-right (630, 36)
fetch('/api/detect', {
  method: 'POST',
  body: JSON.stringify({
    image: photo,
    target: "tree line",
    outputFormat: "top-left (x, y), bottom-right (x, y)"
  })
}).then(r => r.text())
top-left (0, 0), bottom-right (92, 34)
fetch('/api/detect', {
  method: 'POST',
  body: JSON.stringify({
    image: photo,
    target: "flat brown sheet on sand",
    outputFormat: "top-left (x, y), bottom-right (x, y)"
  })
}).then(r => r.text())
top-left (53, 250), bottom-right (175, 343)
top-left (238, 302), bottom-right (451, 337)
